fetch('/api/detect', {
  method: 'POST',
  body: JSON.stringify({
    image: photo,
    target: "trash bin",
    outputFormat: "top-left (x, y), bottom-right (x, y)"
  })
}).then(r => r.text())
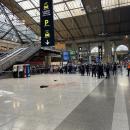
top-left (13, 64), bottom-right (31, 78)
top-left (18, 65), bottom-right (24, 78)
top-left (26, 64), bottom-right (31, 77)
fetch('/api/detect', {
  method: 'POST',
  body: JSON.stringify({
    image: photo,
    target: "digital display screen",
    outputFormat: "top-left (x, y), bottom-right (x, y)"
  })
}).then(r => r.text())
top-left (63, 51), bottom-right (70, 61)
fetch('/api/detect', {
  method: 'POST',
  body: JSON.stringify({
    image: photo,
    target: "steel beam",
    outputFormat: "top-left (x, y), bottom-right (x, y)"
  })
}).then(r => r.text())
top-left (1, 0), bottom-right (40, 35)
top-left (99, 0), bottom-right (106, 34)
top-left (65, 35), bottom-right (125, 44)
top-left (0, 3), bottom-right (23, 43)
top-left (81, 0), bottom-right (96, 36)
top-left (17, 30), bottom-right (34, 44)
top-left (63, 0), bottom-right (85, 38)
top-left (0, 27), bottom-right (13, 39)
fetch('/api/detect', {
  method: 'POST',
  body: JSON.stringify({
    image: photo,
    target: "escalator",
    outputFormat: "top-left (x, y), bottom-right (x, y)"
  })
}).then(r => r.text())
top-left (0, 43), bottom-right (40, 72)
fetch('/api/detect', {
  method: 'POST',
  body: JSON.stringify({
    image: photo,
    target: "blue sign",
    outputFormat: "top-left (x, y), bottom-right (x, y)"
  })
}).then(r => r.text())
top-left (96, 56), bottom-right (100, 63)
top-left (63, 51), bottom-right (70, 61)
top-left (40, 0), bottom-right (54, 47)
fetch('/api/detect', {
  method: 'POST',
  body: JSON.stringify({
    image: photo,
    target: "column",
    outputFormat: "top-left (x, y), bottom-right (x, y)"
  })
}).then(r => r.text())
top-left (45, 55), bottom-right (51, 68)
top-left (103, 41), bottom-right (112, 63)
top-left (128, 39), bottom-right (130, 52)
top-left (114, 45), bottom-right (117, 63)
top-left (88, 43), bottom-right (91, 64)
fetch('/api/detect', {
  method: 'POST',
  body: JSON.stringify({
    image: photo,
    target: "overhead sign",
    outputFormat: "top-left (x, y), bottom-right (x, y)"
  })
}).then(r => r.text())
top-left (70, 50), bottom-right (76, 60)
top-left (63, 51), bottom-right (70, 61)
top-left (40, 0), bottom-right (54, 47)
top-left (55, 42), bottom-right (66, 50)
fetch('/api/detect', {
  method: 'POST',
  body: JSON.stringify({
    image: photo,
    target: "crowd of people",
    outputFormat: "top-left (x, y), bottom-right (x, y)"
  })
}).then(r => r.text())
top-left (59, 63), bottom-right (124, 79)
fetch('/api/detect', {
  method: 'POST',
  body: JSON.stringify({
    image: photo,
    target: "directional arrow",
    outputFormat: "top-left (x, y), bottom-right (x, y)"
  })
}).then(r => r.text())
top-left (45, 40), bottom-right (50, 45)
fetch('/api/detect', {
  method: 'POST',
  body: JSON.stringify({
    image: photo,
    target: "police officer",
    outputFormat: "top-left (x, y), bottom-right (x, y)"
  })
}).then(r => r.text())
top-left (92, 63), bottom-right (96, 77)
top-left (101, 64), bottom-right (104, 78)
top-left (97, 64), bottom-right (102, 79)
top-left (64, 65), bottom-right (68, 74)
top-left (81, 64), bottom-right (85, 76)
top-left (86, 64), bottom-right (90, 76)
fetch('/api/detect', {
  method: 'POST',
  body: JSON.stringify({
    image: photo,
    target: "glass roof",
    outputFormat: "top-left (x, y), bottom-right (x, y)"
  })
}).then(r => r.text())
top-left (14, 0), bottom-right (85, 23)
top-left (0, 4), bottom-right (39, 43)
top-left (0, 0), bottom-right (130, 44)
top-left (101, 0), bottom-right (130, 10)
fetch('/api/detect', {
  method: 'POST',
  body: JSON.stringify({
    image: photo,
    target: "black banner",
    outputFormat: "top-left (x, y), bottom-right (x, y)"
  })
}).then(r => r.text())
top-left (98, 45), bottom-right (103, 61)
top-left (40, 0), bottom-right (55, 47)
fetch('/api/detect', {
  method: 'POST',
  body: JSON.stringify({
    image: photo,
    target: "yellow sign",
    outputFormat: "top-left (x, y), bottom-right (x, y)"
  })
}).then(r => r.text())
top-left (55, 42), bottom-right (66, 50)
top-left (44, 19), bottom-right (49, 26)
top-left (45, 31), bottom-right (50, 38)
top-left (44, 2), bottom-right (49, 10)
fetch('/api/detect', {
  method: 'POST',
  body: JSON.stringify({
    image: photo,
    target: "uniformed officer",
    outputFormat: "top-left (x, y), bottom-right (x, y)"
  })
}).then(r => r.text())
top-left (86, 64), bottom-right (90, 76)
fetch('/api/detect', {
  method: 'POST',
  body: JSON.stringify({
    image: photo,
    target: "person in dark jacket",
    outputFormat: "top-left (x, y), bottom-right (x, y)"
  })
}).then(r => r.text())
top-left (106, 63), bottom-right (110, 79)
top-left (101, 64), bottom-right (104, 78)
top-left (92, 64), bottom-right (96, 77)
top-left (64, 65), bottom-right (68, 74)
top-left (97, 64), bottom-right (102, 79)
top-left (113, 63), bottom-right (117, 75)
top-left (86, 64), bottom-right (90, 76)
top-left (81, 64), bottom-right (85, 76)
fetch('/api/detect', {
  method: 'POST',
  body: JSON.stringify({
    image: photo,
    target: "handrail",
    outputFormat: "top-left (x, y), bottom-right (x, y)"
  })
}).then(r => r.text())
top-left (0, 48), bottom-right (27, 65)
top-left (0, 43), bottom-right (40, 71)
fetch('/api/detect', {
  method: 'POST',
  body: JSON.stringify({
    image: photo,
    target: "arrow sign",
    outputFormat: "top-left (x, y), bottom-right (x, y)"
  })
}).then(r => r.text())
top-left (40, 0), bottom-right (55, 47)
top-left (45, 40), bottom-right (50, 45)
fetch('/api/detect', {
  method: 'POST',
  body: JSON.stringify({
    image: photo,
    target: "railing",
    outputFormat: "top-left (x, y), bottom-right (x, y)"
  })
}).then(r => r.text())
top-left (0, 43), bottom-right (41, 72)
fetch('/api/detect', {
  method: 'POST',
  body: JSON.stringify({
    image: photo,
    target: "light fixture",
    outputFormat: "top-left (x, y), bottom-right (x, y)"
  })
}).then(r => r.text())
top-left (125, 35), bottom-right (128, 39)
top-left (22, 20), bottom-right (25, 24)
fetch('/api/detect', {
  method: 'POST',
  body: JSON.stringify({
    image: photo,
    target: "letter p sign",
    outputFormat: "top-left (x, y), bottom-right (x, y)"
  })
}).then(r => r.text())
top-left (45, 20), bottom-right (49, 27)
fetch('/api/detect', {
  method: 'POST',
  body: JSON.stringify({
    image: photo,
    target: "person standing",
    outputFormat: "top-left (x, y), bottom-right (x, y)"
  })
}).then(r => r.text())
top-left (64, 65), bottom-right (68, 74)
top-left (106, 63), bottom-right (110, 79)
top-left (113, 63), bottom-right (117, 75)
top-left (101, 64), bottom-right (104, 78)
top-left (97, 64), bottom-right (100, 79)
top-left (86, 64), bottom-right (90, 76)
top-left (127, 62), bottom-right (130, 76)
top-left (92, 63), bottom-right (96, 77)
top-left (81, 64), bottom-right (85, 76)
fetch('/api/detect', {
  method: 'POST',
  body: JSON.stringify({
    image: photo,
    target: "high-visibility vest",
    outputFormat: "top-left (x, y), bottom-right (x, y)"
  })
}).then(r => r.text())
top-left (128, 63), bottom-right (130, 69)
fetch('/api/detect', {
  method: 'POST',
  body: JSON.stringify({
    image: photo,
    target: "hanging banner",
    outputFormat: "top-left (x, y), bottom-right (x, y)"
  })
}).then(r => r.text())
top-left (40, 0), bottom-right (55, 47)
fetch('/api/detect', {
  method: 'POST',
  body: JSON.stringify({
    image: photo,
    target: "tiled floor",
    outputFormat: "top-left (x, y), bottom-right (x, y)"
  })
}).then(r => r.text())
top-left (0, 72), bottom-right (130, 130)
top-left (0, 74), bottom-right (102, 130)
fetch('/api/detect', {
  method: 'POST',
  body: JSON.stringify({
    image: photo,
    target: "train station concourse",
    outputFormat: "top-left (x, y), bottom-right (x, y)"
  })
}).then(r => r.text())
top-left (0, 0), bottom-right (130, 130)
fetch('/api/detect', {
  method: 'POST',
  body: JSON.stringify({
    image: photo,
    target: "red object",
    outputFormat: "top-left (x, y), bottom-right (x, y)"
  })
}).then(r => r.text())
top-left (23, 65), bottom-right (26, 78)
